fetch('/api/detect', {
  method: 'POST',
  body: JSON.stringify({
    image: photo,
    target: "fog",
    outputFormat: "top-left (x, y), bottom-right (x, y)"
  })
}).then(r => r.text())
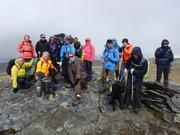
top-left (0, 0), bottom-right (180, 61)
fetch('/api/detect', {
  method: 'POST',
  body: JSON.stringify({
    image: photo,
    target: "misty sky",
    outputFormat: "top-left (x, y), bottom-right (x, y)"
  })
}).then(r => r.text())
top-left (0, 0), bottom-right (180, 61)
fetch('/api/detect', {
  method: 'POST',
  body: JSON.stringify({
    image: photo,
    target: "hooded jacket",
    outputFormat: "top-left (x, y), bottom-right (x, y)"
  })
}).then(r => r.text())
top-left (11, 59), bottom-right (34, 89)
top-left (68, 57), bottom-right (87, 85)
top-left (102, 47), bottom-right (119, 70)
top-left (126, 47), bottom-right (148, 79)
top-left (17, 41), bottom-right (35, 59)
top-left (82, 38), bottom-right (95, 62)
top-left (36, 57), bottom-right (55, 77)
top-left (155, 45), bottom-right (174, 65)
top-left (35, 40), bottom-right (49, 57)
top-left (60, 42), bottom-right (75, 61)
top-left (74, 41), bottom-right (83, 58)
top-left (121, 43), bottom-right (133, 64)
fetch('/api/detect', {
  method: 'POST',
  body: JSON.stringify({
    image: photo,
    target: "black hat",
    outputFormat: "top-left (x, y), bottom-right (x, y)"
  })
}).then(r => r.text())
top-left (161, 39), bottom-right (169, 46)
top-left (107, 39), bottom-right (113, 44)
top-left (122, 38), bottom-right (129, 43)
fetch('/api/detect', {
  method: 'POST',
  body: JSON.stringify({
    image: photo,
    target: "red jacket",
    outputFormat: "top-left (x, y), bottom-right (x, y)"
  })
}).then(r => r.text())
top-left (17, 41), bottom-right (34, 59)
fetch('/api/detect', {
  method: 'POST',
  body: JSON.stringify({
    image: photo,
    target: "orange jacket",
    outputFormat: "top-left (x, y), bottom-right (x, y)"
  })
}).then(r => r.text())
top-left (122, 44), bottom-right (133, 63)
top-left (17, 41), bottom-right (34, 59)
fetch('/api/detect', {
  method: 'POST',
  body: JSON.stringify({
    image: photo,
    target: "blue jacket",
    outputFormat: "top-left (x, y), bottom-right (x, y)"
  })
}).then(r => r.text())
top-left (60, 43), bottom-right (75, 61)
top-left (102, 47), bottom-right (119, 70)
top-left (155, 46), bottom-right (174, 65)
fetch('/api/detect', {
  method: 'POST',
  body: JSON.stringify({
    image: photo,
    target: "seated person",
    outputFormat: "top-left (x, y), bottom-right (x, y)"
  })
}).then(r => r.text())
top-left (35, 51), bottom-right (57, 97)
top-left (11, 57), bottom-right (34, 93)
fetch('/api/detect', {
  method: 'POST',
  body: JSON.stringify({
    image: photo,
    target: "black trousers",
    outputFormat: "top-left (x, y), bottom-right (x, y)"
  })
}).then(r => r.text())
top-left (124, 74), bottom-right (143, 109)
top-left (156, 64), bottom-right (170, 87)
top-left (84, 60), bottom-right (92, 80)
top-left (62, 57), bottom-right (71, 84)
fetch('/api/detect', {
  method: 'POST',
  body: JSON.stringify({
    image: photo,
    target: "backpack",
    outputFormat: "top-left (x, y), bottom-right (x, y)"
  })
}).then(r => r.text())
top-left (6, 59), bottom-right (16, 75)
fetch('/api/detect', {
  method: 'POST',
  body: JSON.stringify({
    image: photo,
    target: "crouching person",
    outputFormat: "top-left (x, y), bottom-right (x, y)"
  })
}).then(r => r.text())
top-left (99, 39), bottom-right (119, 94)
top-left (35, 51), bottom-right (57, 98)
top-left (11, 57), bottom-right (34, 93)
top-left (123, 47), bottom-right (148, 114)
top-left (68, 53), bottom-right (87, 106)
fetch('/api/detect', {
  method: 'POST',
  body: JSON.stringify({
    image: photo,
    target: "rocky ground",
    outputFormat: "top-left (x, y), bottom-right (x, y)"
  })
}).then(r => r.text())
top-left (0, 67), bottom-right (180, 135)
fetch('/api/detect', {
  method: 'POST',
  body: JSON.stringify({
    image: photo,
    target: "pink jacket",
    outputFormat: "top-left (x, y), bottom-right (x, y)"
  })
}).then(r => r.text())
top-left (83, 38), bottom-right (95, 62)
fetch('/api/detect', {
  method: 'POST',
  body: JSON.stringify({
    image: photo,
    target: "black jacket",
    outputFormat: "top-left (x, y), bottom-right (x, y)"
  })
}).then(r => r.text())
top-left (155, 46), bottom-right (174, 65)
top-left (126, 47), bottom-right (148, 79)
top-left (35, 40), bottom-right (49, 57)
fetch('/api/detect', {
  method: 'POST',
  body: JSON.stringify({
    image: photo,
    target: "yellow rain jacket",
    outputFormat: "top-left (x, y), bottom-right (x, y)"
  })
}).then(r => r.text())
top-left (11, 59), bottom-right (34, 89)
top-left (36, 57), bottom-right (55, 77)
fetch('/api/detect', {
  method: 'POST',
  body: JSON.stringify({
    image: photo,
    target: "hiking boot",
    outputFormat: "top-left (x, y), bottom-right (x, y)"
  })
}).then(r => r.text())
top-left (72, 98), bottom-right (81, 106)
top-left (134, 108), bottom-right (141, 114)
top-left (37, 91), bottom-right (42, 97)
top-left (64, 83), bottom-right (71, 88)
top-left (13, 88), bottom-right (18, 93)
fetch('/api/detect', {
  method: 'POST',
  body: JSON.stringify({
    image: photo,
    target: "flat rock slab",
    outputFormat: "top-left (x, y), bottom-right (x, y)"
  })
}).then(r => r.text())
top-left (0, 71), bottom-right (180, 135)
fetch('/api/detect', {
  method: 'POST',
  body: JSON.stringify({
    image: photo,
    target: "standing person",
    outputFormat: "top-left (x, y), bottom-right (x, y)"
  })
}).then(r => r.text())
top-left (82, 38), bottom-right (95, 81)
top-left (17, 35), bottom-right (35, 61)
top-left (155, 39), bottom-right (174, 87)
top-left (119, 38), bottom-right (133, 81)
top-left (112, 38), bottom-right (121, 80)
top-left (11, 57), bottom-right (34, 93)
top-left (35, 34), bottom-right (49, 59)
top-left (17, 35), bottom-right (35, 78)
top-left (68, 53), bottom-right (87, 106)
top-left (99, 39), bottom-right (119, 94)
top-left (123, 47), bottom-right (148, 114)
top-left (48, 36), bottom-right (60, 83)
top-left (74, 40), bottom-right (83, 58)
top-left (60, 36), bottom-right (75, 88)
top-left (35, 51), bottom-right (57, 97)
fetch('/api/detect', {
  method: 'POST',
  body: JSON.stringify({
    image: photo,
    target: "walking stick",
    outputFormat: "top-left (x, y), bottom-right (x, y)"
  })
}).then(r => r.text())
top-left (131, 74), bottom-right (134, 113)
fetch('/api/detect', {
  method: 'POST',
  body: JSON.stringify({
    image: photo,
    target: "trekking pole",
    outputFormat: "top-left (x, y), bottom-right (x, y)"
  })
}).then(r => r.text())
top-left (131, 74), bottom-right (134, 113)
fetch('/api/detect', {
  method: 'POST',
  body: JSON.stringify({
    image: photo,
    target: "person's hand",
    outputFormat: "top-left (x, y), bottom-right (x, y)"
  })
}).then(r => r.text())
top-left (121, 45), bottom-right (126, 50)
top-left (124, 68), bottom-right (128, 74)
top-left (130, 68), bottom-right (135, 74)
top-left (107, 55), bottom-right (110, 59)
top-left (57, 62), bottom-right (62, 66)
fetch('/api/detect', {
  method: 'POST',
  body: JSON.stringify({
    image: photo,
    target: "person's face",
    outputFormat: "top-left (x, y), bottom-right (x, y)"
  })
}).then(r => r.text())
top-left (24, 35), bottom-right (30, 42)
top-left (43, 53), bottom-right (49, 61)
top-left (41, 37), bottom-right (46, 41)
top-left (69, 56), bottom-right (75, 63)
top-left (85, 40), bottom-right (90, 45)
top-left (123, 42), bottom-right (127, 46)
top-left (50, 38), bottom-right (55, 43)
top-left (18, 58), bottom-right (24, 66)
top-left (133, 54), bottom-right (139, 60)
top-left (74, 38), bottom-right (78, 42)
top-left (163, 43), bottom-right (168, 48)
top-left (107, 43), bottom-right (113, 48)
top-left (113, 41), bottom-right (117, 46)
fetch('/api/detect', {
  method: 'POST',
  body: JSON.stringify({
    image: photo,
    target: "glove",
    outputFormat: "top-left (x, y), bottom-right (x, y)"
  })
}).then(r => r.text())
top-left (121, 45), bottom-right (126, 50)
top-left (130, 68), bottom-right (135, 74)
top-left (57, 62), bottom-right (62, 66)
top-left (124, 68), bottom-right (128, 74)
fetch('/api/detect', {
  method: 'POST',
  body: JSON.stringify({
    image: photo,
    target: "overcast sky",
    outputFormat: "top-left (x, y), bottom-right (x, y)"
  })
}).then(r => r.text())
top-left (0, 0), bottom-right (180, 61)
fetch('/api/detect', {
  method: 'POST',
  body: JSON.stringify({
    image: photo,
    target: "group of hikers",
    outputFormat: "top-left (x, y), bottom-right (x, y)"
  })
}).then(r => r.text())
top-left (7, 33), bottom-right (174, 113)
